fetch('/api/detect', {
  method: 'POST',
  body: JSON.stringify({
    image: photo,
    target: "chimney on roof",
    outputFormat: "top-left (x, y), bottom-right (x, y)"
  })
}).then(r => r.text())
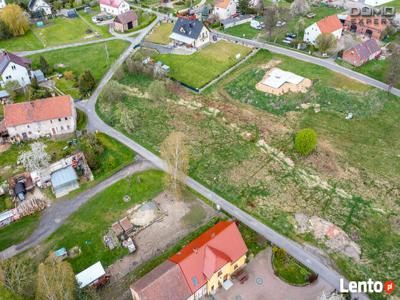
top-left (193, 248), bottom-right (198, 254)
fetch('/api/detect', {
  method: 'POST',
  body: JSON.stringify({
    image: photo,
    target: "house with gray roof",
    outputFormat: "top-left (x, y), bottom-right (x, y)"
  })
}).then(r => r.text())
top-left (28, 0), bottom-right (52, 16)
top-left (342, 39), bottom-right (381, 67)
top-left (170, 18), bottom-right (210, 48)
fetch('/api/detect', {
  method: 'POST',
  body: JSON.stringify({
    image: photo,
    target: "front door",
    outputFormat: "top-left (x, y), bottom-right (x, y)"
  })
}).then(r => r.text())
top-left (127, 21), bottom-right (133, 29)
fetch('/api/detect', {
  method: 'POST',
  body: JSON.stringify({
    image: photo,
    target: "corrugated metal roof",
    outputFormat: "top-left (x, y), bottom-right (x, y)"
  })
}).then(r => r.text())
top-left (75, 262), bottom-right (105, 288)
top-left (51, 166), bottom-right (78, 189)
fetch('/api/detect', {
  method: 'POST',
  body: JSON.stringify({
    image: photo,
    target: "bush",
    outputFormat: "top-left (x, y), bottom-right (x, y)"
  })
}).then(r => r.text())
top-left (294, 128), bottom-right (317, 156)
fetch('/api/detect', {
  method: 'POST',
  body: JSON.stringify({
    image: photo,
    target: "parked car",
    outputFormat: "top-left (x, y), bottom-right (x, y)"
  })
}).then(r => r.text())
top-left (286, 32), bottom-right (297, 39)
top-left (282, 39), bottom-right (292, 44)
top-left (250, 19), bottom-right (264, 30)
top-left (276, 21), bottom-right (286, 27)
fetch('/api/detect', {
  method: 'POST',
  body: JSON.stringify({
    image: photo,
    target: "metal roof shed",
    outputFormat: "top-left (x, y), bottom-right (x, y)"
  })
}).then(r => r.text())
top-left (51, 166), bottom-right (79, 198)
top-left (75, 261), bottom-right (106, 288)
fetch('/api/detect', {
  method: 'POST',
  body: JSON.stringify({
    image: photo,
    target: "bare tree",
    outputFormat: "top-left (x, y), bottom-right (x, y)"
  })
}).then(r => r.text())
top-left (36, 254), bottom-right (76, 300)
top-left (160, 132), bottom-right (189, 199)
top-left (264, 6), bottom-right (279, 40)
top-left (290, 0), bottom-right (310, 16)
top-left (386, 45), bottom-right (400, 91)
top-left (315, 33), bottom-right (337, 54)
top-left (18, 142), bottom-right (50, 172)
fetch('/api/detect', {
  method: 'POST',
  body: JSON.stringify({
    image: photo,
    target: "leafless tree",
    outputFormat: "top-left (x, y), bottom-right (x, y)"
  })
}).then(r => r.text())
top-left (315, 33), bottom-right (337, 54)
top-left (290, 0), bottom-right (310, 16)
top-left (36, 254), bottom-right (75, 300)
top-left (264, 6), bottom-right (279, 40)
top-left (0, 258), bottom-right (35, 297)
top-left (160, 132), bottom-right (190, 199)
top-left (18, 142), bottom-right (50, 172)
top-left (386, 45), bottom-right (400, 91)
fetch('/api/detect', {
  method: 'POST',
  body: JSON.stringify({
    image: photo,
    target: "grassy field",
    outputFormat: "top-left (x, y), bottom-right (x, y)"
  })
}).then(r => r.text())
top-left (0, 214), bottom-right (40, 251)
top-left (154, 41), bottom-right (252, 88)
top-left (145, 22), bottom-right (174, 44)
top-left (98, 48), bottom-right (400, 299)
top-left (46, 170), bottom-right (164, 272)
top-left (0, 29), bottom-right (44, 52)
top-left (223, 23), bottom-right (261, 39)
top-left (76, 109), bottom-right (88, 131)
top-left (33, 17), bottom-right (98, 47)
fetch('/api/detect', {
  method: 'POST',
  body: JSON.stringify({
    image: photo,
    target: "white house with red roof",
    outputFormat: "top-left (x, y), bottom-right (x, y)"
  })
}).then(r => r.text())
top-left (131, 221), bottom-right (248, 300)
top-left (2, 95), bottom-right (76, 141)
top-left (0, 51), bottom-right (32, 87)
top-left (214, 0), bottom-right (236, 20)
top-left (303, 15), bottom-right (343, 45)
top-left (99, 0), bottom-right (130, 16)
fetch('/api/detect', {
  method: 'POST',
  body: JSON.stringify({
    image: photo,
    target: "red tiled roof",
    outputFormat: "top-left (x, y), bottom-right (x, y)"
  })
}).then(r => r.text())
top-left (316, 15), bottom-right (342, 34)
top-left (99, 0), bottom-right (124, 8)
top-left (114, 10), bottom-right (137, 24)
top-left (4, 95), bottom-right (73, 127)
top-left (215, 0), bottom-right (231, 9)
top-left (169, 221), bottom-right (248, 293)
top-left (131, 261), bottom-right (192, 300)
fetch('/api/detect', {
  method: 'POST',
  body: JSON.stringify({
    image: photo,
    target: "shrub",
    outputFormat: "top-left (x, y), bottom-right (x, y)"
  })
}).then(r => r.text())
top-left (294, 128), bottom-right (317, 156)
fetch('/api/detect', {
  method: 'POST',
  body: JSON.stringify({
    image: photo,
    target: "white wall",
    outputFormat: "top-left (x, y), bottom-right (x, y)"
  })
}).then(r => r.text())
top-left (303, 22), bottom-right (321, 45)
top-left (100, 0), bottom-right (130, 15)
top-left (193, 26), bottom-right (210, 48)
top-left (214, 1), bottom-right (236, 20)
top-left (1, 62), bottom-right (31, 87)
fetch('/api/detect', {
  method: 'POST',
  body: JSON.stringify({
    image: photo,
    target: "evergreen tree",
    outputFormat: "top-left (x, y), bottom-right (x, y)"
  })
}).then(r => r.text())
top-left (238, 0), bottom-right (251, 14)
top-left (39, 56), bottom-right (51, 74)
top-left (79, 70), bottom-right (96, 96)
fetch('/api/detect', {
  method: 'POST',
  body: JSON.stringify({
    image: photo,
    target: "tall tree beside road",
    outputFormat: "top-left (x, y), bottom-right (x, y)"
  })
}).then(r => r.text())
top-left (79, 70), bottom-right (96, 96)
top-left (386, 45), bottom-right (400, 90)
top-left (36, 254), bottom-right (75, 300)
top-left (160, 132), bottom-right (189, 199)
top-left (315, 33), bottom-right (336, 54)
top-left (264, 6), bottom-right (279, 40)
top-left (0, 4), bottom-right (29, 36)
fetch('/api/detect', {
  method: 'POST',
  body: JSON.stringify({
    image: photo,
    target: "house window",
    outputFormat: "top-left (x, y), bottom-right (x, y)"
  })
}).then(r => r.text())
top-left (65, 117), bottom-right (68, 120)
top-left (5, 75), bottom-right (11, 79)
top-left (58, 118), bottom-right (61, 122)
top-left (27, 125), bottom-right (30, 128)
top-left (11, 65), bottom-right (16, 70)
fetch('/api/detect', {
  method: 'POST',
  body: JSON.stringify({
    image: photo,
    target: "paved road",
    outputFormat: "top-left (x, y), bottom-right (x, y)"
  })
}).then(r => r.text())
top-left (17, 37), bottom-right (118, 57)
top-left (213, 31), bottom-right (400, 97)
top-left (0, 160), bottom-right (154, 260)
top-left (74, 18), bottom-right (369, 299)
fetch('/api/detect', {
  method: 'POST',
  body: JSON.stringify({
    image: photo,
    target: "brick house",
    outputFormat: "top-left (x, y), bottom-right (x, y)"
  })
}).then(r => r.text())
top-left (130, 221), bottom-right (248, 300)
top-left (2, 95), bottom-right (76, 141)
top-left (344, 15), bottom-right (389, 40)
top-left (113, 10), bottom-right (138, 32)
top-left (342, 39), bottom-right (381, 66)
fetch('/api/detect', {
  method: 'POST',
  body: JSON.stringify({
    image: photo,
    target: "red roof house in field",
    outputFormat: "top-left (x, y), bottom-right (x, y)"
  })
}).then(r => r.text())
top-left (3, 95), bottom-right (76, 141)
top-left (130, 221), bottom-right (248, 300)
top-left (342, 39), bottom-right (381, 66)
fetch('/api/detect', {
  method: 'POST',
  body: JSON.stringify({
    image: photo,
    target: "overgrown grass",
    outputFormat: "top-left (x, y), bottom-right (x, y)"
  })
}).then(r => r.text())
top-left (0, 214), bottom-right (40, 251)
top-left (76, 109), bottom-right (88, 131)
top-left (154, 41), bottom-right (252, 88)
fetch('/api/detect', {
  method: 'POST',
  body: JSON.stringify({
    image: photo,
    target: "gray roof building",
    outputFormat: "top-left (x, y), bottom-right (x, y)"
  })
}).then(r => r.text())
top-left (51, 166), bottom-right (79, 198)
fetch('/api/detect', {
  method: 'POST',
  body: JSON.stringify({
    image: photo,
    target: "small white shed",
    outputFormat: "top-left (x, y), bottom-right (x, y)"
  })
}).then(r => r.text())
top-left (75, 261), bottom-right (106, 288)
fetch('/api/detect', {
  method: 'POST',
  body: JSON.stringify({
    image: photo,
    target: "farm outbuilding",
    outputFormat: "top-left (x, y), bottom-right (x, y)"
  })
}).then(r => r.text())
top-left (50, 166), bottom-right (79, 198)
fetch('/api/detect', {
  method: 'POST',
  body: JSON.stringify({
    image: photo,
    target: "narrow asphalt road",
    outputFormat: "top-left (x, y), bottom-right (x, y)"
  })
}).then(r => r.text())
top-left (213, 31), bottom-right (400, 97)
top-left (74, 17), bottom-right (369, 300)
top-left (0, 160), bottom-right (154, 260)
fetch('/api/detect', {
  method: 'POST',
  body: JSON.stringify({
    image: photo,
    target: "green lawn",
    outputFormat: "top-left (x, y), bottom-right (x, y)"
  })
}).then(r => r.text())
top-left (0, 29), bottom-right (44, 52)
top-left (223, 23), bottom-right (261, 40)
top-left (46, 170), bottom-right (164, 272)
top-left (32, 17), bottom-right (98, 47)
top-left (28, 39), bottom-right (129, 85)
top-left (155, 41), bottom-right (252, 88)
top-left (272, 247), bottom-right (313, 286)
top-left (76, 109), bottom-right (88, 131)
top-left (54, 77), bottom-right (81, 99)
top-left (145, 22), bottom-right (173, 44)
top-left (0, 214), bottom-right (40, 251)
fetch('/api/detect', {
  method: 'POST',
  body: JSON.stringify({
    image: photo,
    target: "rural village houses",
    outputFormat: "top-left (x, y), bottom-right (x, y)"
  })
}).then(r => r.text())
top-left (131, 221), bottom-right (248, 300)
top-left (0, 51), bottom-right (32, 87)
top-left (342, 39), bottom-right (381, 67)
top-left (213, 0), bottom-right (237, 21)
top-left (28, 0), bottom-right (52, 16)
top-left (99, 0), bottom-right (130, 16)
top-left (170, 18), bottom-right (211, 48)
top-left (304, 15), bottom-right (343, 45)
top-left (344, 15), bottom-right (389, 40)
top-left (0, 95), bottom-right (76, 142)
